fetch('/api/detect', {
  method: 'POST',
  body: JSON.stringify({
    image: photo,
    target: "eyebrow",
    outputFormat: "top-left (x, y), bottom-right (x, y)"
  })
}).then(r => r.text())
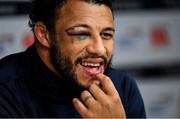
top-left (65, 24), bottom-right (115, 33)
top-left (102, 27), bottom-right (115, 33)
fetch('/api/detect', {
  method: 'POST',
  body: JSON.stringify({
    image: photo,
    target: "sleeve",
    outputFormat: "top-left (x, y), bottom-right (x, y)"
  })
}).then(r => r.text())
top-left (125, 76), bottom-right (146, 118)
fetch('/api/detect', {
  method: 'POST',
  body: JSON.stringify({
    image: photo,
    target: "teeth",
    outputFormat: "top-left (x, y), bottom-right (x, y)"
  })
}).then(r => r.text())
top-left (82, 62), bottom-right (100, 67)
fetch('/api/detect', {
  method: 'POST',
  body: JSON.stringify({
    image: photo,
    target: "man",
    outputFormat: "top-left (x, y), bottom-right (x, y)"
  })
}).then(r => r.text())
top-left (0, 0), bottom-right (146, 118)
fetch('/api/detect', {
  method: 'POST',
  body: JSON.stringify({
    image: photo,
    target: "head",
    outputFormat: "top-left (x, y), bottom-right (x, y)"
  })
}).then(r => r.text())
top-left (29, 0), bottom-right (115, 93)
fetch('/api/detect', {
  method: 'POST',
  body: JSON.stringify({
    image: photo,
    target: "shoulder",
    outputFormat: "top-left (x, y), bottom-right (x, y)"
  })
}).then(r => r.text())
top-left (0, 52), bottom-right (26, 96)
top-left (106, 68), bottom-right (141, 99)
top-left (0, 53), bottom-right (29, 117)
top-left (106, 68), bottom-right (146, 118)
top-left (106, 68), bottom-right (139, 100)
top-left (0, 52), bottom-right (25, 83)
top-left (106, 68), bottom-right (137, 88)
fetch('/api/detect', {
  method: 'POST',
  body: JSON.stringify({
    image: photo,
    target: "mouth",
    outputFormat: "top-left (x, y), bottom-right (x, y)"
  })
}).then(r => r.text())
top-left (78, 58), bottom-right (105, 76)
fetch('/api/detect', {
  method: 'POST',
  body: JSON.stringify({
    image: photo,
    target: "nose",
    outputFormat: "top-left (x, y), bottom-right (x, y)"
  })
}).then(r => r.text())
top-left (86, 36), bottom-right (106, 56)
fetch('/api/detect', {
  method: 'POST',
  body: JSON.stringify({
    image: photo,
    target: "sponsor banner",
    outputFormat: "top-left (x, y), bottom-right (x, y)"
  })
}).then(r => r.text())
top-left (1, 12), bottom-right (180, 66)
top-left (0, 16), bottom-right (34, 59)
top-left (113, 11), bottom-right (180, 68)
top-left (138, 78), bottom-right (180, 118)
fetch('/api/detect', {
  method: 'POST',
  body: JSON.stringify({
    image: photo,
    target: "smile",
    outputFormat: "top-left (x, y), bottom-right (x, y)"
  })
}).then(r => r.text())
top-left (79, 58), bottom-right (104, 76)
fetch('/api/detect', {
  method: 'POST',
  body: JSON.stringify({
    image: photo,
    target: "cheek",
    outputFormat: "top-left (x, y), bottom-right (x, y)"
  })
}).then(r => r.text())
top-left (72, 40), bottom-right (90, 57)
top-left (104, 40), bottom-right (114, 56)
top-left (66, 45), bottom-right (85, 64)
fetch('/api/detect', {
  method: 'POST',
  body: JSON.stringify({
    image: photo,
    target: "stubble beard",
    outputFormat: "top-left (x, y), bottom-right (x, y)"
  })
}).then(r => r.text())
top-left (49, 40), bottom-right (112, 97)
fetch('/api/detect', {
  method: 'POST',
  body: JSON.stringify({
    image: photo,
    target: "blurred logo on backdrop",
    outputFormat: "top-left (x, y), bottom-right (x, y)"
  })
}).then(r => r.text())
top-left (151, 25), bottom-right (169, 46)
top-left (0, 32), bottom-right (34, 59)
top-left (118, 26), bottom-right (145, 50)
top-left (148, 93), bottom-right (175, 117)
top-left (0, 33), bottom-right (14, 55)
top-left (22, 32), bottom-right (35, 49)
top-left (116, 24), bottom-right (170, 52)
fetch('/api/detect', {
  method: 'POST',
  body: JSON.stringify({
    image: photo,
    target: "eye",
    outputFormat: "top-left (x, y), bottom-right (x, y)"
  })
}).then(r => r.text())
top-left (68, 32), bottom-right (90, 40)
top-left (100, 32), bottom-right (113, 40)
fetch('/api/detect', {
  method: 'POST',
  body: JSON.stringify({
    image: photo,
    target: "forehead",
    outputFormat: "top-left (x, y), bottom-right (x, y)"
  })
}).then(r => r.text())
top-left (56, 0), bottom-right (114, 28)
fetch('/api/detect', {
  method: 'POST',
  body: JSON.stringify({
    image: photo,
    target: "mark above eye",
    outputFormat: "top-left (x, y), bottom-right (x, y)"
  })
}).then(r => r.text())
top-left (68, 32), bottom-right (90, 40)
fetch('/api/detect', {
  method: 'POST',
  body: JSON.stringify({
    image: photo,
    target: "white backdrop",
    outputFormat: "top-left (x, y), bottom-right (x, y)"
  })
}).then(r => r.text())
top-left (0, 15), bottom-right (33, 59)
top-left (113, 10), bottom-right (180, 68)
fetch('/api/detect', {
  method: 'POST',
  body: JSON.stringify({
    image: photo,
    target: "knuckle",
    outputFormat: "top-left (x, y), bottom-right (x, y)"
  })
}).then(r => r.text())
top-left (103, 100), bottom-right (111, 109)
top-left (87, 111), bottom-right (94, 118)
top-left (113, 95), bottom-right (121, 103)
top-left (95, 102), bottom-right (102, 110)
top-left (89, 84), bottom-right (95, 92)
top-left (81, 90), bottom-right (88, 98)
top-left (82, 111), bottom-right (90, 117)
top-left (103, 76), bottom-right (111, 83)
top-left (103, 95), bottom-right (121, 108)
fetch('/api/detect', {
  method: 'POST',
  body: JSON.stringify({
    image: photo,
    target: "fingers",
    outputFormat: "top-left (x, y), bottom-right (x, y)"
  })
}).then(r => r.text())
top-left (95, 73), bottom-right (119, 96)
top-left (81, 90), bottom-right (96, 108)
top-left (72, 98), bottom-right (88, 117)
top-left (73, 90), bottom-right (97, 109)
top-left (89, 83), bottom-right (106, 102)
top-left (72, 90), bottom-right (97, 117)
top-left (72, 74), bottom-right (124, 118)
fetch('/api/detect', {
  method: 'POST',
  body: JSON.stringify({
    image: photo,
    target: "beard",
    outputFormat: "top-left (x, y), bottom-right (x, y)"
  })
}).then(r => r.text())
top-left (50, 40), bottom-right (112, 98)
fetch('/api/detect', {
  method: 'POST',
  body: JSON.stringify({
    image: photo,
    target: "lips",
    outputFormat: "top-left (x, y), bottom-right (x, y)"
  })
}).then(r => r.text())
top-left (79, 58), bottom-right (104, 76)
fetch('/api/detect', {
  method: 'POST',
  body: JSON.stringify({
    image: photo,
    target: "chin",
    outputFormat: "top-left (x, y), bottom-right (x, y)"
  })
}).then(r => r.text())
top-left (76, 73), bottom-right (100, 89)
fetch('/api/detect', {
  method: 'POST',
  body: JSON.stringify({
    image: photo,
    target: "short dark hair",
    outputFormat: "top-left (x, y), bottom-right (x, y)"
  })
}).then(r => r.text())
top-left (29, 0), bottom-right (114, 33)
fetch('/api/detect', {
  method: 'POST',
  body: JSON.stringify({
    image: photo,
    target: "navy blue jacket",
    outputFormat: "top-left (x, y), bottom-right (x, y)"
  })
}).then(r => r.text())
top-left (0, 45), bottom-right (146, 118)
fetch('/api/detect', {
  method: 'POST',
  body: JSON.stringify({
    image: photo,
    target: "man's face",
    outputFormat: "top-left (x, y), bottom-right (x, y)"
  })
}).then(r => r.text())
top-left (50, 0), bottom-right (114, 89)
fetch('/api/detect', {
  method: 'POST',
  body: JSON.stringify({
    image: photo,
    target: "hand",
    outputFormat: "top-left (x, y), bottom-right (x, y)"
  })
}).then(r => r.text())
top-left (72, 73), bottom-right (126, 118)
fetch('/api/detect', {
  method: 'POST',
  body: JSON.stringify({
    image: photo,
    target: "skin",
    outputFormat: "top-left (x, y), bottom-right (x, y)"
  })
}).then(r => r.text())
top-left (34, 0), bottom-right (126, 118)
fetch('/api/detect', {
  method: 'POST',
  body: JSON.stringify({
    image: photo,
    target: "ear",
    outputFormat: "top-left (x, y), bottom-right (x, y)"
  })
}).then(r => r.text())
top-left (34, 21), bottom-right (50, 48)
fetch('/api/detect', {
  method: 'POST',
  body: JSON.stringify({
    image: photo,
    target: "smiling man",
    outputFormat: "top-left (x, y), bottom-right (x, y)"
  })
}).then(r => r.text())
top-left (0, 0), bottom-right (146, 118)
